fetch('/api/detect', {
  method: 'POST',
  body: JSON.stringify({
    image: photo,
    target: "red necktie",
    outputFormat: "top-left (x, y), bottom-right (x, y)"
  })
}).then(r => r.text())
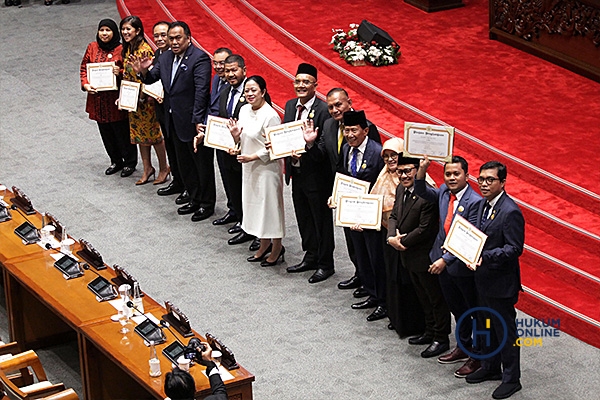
top-left (444, 193), bottom-right (456, 234)
top-left (296, 104), bottom-right (305, 121)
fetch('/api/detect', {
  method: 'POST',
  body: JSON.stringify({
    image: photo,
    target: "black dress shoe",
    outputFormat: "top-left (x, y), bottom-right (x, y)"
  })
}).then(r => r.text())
top-left (105, 163), bottom-right (123, 175)
top-left (408, 334), bottom-right (433, 345)
top-left (228, 222), bottom-right (242, 234)
top-left (120, 166), bottom-right (135, 177)
top-left (177, 202), bottom-right (200, 215)
top-left (338, 275), bottom-right (361, 290)
top-left (228, 231), bottom-right (255, 245)
top-left (492, 382), bottom-right (522, 399)
top-left (387, 323), bottom-right (395, 330)
top-left (351, 297), bottom-right (378, 310)
top-left (249, 237), bottom-right (260, 251)
top-left (308, 268), bottom-right (334, 283)
top-left (213, 211), bottom-right (238, 226)
top-left (5, 0), bottom-right (14, 6)
top-left (465, 367), bottom-right (503, 384)
top-left (175, 191), bottom-right (190, 205)
top-left (353, 287), bottom-right (369, 298)
top-left (157, 181), bottom-right (183, 196)
top-left (421, 341), bottom-right (450, 358)
top-left (191, 207), bottom-right (213, 222)
top-left (367, 306), bottom-right (387, 321)
top-left (286, 260), bottom-right (317, 273)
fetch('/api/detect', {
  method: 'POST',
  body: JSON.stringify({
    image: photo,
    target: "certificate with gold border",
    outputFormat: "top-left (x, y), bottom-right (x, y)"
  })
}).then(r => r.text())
top-left (118, 80), bottom-right (141, 112)
top-left (142, 80), bottom-right (164, 100)
top-left (86, 62), bottom-right (117, 91)
top-left (331, 173), bottom-right (370, 206)
top-left (335, 194), bottom-right (383, 231)
top-left (443, 215), bottom-right (487, 267)
top-left (204, 115), bottom-right (236, 151)
top-left (265, 121), bottom-right (306, 160)
top-left (403, 122), bottom-right (454, 162)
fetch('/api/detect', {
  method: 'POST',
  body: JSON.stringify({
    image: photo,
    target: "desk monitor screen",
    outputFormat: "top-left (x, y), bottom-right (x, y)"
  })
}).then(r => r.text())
top-left (87, 276), bottom-right (118, 301)
top-left (134, 319), bottom-right (166, 345)
top-left (162, 341), bottom-right (185, 365)
top-left (14, 221), bottom-right (40, 244)
top-left (54, 255), bottom-right (84, 279)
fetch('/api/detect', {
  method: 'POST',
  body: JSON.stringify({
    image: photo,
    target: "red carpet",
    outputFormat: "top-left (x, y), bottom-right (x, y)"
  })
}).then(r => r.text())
top-left (117, 0), bottom-right (600, 348)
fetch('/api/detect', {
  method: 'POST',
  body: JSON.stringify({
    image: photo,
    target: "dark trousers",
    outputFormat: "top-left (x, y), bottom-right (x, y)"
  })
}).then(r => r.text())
top-left (171, 117), bottom-right (215, 209)
top-left (291, 170), bottom-right (334, 269)
top-left (348, 228), bottom-right (386, 306)
top-left (479, 294), bottom-right (521, 383)
top-left (439, 270), bottom-right (478, 349)
top-left (343, 226), bottom-right (358, 271)
top-left (97, 120), bottom-right (137, 168)
top-left (216, 149), bottom-right (242, 219)
top-left (159, 118), bottom-right (181, 188)
top-left (408, 269), bottom-right (451, 342)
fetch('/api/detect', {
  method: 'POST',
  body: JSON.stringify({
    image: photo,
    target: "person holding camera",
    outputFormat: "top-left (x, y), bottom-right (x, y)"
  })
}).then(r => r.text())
top-left (164, 341), bottom-right (227, 400)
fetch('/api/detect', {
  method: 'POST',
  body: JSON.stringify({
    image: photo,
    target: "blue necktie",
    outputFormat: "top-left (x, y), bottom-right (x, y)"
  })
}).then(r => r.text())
top-left (482, 202), bottom-right (491, 223)
top-left (227, 87), bottom-right (238, 118)
top-left (170, 55), bottom-right (181, 85)
top-left (350, 148), bottom-right (358, 177)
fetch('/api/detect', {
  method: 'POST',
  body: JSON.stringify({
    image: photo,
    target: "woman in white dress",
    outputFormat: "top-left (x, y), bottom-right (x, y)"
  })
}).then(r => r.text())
top-left (227, 76), bottom-right (285, 266)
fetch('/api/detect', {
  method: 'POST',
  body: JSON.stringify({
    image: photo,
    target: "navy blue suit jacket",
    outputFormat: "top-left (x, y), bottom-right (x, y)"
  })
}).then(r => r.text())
top-left (208, 74), bottom-right (229, 117)
top-left (414, 180), bottom-right (482, 277)
top-left (473, 192), bottom-right (524, 298)
top-left (144, 45), bottom-right (211, 142)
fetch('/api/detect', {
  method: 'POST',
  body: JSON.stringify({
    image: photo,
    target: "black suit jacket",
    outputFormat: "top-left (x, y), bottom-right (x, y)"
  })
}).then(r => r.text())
top-left (209, 74), bottom-right (229, 117)
top-left (218, 82), bottom-right (246, 120)
top-left (144, 45), bottom-right (211, 142)
top-left (473, 192), bottom-right (524, 298)
top-left (282, 97), bottom-right (331, 185)
top-left (338, 138), bottom-right (384, 187)
top-left (387, 185), bottom-right (438, 272)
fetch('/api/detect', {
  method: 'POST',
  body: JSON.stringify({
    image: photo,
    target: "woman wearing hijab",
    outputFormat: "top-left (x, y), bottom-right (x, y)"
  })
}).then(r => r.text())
top-left (80, 19), bottom-right (137, 177)
top-left (120, 16), bottom-right (170, 186)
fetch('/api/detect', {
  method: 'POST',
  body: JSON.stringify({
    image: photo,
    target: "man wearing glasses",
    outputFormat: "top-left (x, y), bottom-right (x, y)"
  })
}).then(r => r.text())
top-left (465, 161), bottom-right (524, 400)
top-left (387, 156), bottom-right (449, 358)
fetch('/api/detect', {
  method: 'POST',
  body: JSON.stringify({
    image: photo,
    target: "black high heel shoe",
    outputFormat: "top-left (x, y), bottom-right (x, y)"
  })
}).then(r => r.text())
top-left (247, 243), bottom-right (272, 262)
top-left (260, 246), bottom-right (285, 267)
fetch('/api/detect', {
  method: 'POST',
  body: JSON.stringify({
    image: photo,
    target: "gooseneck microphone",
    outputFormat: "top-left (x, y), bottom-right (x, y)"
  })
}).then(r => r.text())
top-left (12, 205), bottom-right (40, 244)
top-left (160, 320), bottom-right (186, 347)
top-left (126, 301), bottom-right (167, 344)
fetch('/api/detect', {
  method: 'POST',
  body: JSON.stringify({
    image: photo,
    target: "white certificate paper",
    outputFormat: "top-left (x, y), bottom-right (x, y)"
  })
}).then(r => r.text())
top-left (336, 194), bottom-right (383, 230)
top-left (443, 215), bottom-right (487, 266)
top-left (204, 116), bottom-right (236, 151)
top-left (142, 80), bottom-right (164, 100)
top-left (86, 62), bottom-right (117, 91)
top-left (404, 122), bottom-right (454, 162)
top-left (331, 173), bottom-right (370, 205)
top-left (265, 121), bottom-right (306, 160)
top-left (118, 81), bottom-right (141, 112)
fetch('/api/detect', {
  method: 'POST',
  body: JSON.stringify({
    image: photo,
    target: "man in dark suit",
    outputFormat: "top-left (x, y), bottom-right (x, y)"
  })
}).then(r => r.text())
top-left (152, 21), bottom-right (186, 204)
top-left (208, 48), bottom-right (231, 118)
top-left (414, 155), bottom-right (482, 376)
top-left (465, 161), bottom-right (524, 400)
top-left (216, 55), bottom-right (254, 246)
top-left (283, 63), bottom-right (334, 283)
top-left (335, 110), bottom-right (386, 321)
top-left (134, 21), bottom-right (215, 222)
top-left (387, 156), bottom-right (450, 358)
top-left (320, 87), bottom-right (381, 294)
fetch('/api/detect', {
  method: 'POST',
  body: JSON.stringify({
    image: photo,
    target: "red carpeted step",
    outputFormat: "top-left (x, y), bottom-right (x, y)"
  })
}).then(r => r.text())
top-left (236, 0), bottom-right (600, 199)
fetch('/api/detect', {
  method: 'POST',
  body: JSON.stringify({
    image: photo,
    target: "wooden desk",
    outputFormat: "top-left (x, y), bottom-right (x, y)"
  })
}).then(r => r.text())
top-left (0, 209), bottom-right (46, 265)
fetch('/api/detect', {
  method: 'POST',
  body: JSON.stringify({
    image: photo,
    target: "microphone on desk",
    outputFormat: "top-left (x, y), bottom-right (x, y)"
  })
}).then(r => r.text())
top-left (160, 320), bottom-right (186, 348)
top-left (11, 204), bottom-right (37, 227)
top-left (12, 205), bottom-right (40, 244)
top-left (0, 203), bottom-right (12, 222)
top-left (126, 301), bottom-right (167, 344)
top-left (45, 242), bottom-right (82, 264)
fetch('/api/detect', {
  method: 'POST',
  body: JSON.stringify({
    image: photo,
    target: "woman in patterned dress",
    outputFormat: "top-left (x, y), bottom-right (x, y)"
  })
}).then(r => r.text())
top-left (120, 16), bottom-right (170, 185)
top-left (80, 19), bottom-right (137, 177)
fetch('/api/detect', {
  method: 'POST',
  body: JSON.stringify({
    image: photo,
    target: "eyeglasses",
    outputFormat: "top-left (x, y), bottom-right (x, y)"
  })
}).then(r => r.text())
top-left (382, 153), bottom-right (398, 161)
top-left (213, 61), bottom-right (225, 66)
top-left (477, 177), bottom-right (501, 185)
top-left (293, 79), bottom-right (315, 86)
top-left (397, 167), bottom-right (416, 176)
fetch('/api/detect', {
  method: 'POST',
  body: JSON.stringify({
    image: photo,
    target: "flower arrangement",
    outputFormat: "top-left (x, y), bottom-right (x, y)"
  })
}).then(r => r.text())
top-left (330, 24), bottom-right (400, 67)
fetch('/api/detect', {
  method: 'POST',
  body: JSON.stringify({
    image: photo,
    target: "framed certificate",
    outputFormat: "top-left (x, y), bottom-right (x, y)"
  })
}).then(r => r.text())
top-left (331, 173), bottom-right (370, 206)
top-left (204, 115), bottom-right (236, 151)
top-left (118, 80), bottom-right (141, 112)
top-left (86, 62), bottom-right (117, 91)
top-left (265, 121), bottom-right (306, 160)
top-left (403, 122), bottom-right (454, 162)
top-left (443, 215), bottom-right (487, 267)
top-left (142, 80), bottom-right (164, 100)
top-left (335, 194), bottom-right (383, 230)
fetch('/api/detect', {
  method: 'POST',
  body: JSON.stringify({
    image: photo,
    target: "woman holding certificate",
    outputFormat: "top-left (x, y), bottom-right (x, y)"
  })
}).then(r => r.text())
top-left (80, 19), bottom-right (137, 177)
top-left (120, 16), bottom-right (170, 186)
top-left (227, 76), bottom-right (285, 267)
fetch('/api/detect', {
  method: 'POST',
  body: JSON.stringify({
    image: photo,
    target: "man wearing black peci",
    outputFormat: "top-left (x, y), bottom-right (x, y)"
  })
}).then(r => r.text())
top-left (283, 63), bottom-right (334, 283)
